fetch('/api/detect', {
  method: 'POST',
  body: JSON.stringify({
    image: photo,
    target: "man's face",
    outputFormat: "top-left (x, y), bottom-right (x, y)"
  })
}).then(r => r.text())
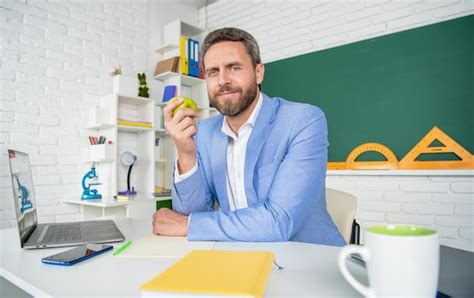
top-left (203, 41), bottom-right (264, 117)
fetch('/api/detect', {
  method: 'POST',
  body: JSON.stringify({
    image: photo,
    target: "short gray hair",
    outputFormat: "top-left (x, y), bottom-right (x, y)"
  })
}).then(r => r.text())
top-left (201, 27), bottom-right (261, 68)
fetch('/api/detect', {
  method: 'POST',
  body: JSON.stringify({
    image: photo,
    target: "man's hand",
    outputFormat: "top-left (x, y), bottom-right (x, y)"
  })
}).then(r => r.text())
top-left (164, 97), bottom-right (200, 174)
top-left (152, 208), bottom-right (189, 236)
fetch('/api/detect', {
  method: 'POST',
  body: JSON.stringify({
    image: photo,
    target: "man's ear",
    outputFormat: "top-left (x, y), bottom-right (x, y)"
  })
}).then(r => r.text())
top-left (255, 63), bottom-right (265, 85)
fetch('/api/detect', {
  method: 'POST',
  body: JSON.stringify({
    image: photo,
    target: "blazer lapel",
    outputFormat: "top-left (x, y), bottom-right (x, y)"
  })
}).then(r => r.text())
top-left (244, 93), bottom-right (278, 205)
top-left (211, 117), bottom-right (230, 211)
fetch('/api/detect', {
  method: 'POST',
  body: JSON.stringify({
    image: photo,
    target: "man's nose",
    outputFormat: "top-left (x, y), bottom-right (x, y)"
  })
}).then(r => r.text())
top-left (218, 70), bottom-right (231, 87)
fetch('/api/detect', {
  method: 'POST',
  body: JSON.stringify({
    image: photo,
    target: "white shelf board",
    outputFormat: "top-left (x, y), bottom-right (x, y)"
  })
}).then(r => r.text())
top-left (155, 103), bottom-right (215, 112)
top-left (327, 169), bottom-right (474, 176)
top-left (181, 22), bottom-right (205, 37)
top-left (84, 158), bottom-right (114, 163)
top-left (181, 74), bottom-right (205, 86)
top-left (155, 128), bottom-right (167, 133)
top-left (154, 72), bottom-right (205, 86)
top-left (118, 125), bottom-right (153, 132)
top-left (84, 123), bottom-right (115, 130)
top-left (154, 71), bottom-right (180, 81)
top-left (62, 197), bottom-right (129, 207)
top-left (117, 94), bottom-right (157, 105)
top-left (62, 194), bottom-right (166, 207)
top-left (154, 103), bottom-right (215, 112)
top-left (197, 105), bottom-right (219, 111)
top-left (155, 43), bottom-right (179, 54)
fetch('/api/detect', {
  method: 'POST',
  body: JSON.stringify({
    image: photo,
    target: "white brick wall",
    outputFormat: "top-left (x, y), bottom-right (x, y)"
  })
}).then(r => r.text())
top-left (328, 174), bottom-right (474, 251)
top-left (0, 0), bottom-right (150, 227)
top-left (199, 0), bottom-right (473, 63)
top-left (199, 0), bottom-right (474, 251)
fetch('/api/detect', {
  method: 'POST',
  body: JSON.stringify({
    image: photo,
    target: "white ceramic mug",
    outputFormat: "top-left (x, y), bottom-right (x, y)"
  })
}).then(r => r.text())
top-left (338, 224), bottom-right (439, 297)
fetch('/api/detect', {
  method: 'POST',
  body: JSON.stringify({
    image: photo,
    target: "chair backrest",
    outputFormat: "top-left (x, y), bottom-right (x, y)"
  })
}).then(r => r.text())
top-left (325, 188), bottom-right (357, 244)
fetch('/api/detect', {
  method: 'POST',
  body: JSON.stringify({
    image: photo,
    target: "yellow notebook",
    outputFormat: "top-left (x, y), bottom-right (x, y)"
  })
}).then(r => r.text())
top-left (139, 250), bottom-right (275, 298)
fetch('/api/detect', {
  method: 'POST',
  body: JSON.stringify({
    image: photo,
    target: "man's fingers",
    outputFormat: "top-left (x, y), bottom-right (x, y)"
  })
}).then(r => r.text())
top-left (181, 124), bottom-right (198, 138)
top-left (172, 108), bottom-right (201, 123)
top-left (165, 108), bottom-right (200, 134)
top-left (151, 208), bottom-right (188, 236)
top-left (163, 98), bottom-right (184, 123)
top-left (174, 116), bottom-right (196, 132)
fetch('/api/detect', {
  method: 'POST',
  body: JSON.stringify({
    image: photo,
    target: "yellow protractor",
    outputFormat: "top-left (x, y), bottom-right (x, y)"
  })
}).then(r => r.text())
top-left (345, 143), bottom-right (399, 170)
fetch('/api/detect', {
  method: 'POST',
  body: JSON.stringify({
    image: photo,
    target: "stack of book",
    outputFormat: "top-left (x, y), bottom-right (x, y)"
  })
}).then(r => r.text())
top-left (154, 56), bottom-right (180, 76)
top-left (114, 195), bottom-right (130, 202)
top-left (153, 186), bottom-right (171, 197)
top-left (117, 119), bottom-right (152, 129)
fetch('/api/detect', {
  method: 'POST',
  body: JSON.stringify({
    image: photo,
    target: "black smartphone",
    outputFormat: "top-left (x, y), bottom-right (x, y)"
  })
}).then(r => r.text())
top-left (41, 244), bottom-right (113, 266)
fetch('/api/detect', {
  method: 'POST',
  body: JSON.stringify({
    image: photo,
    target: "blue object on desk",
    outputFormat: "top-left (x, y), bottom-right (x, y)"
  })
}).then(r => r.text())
top-left (41, 244), bottom-right (113, 266)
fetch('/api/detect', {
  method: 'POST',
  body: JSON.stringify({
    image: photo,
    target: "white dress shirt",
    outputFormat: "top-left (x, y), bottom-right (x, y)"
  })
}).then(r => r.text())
top-left (175, 93), bottom-right (263, 211)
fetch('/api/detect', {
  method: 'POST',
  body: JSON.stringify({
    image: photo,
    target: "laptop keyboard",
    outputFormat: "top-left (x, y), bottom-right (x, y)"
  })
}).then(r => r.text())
top-left (41, 224), bottom-right (81, 243)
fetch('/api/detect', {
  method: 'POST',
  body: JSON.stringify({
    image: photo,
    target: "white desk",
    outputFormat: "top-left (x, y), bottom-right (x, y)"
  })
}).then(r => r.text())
top-left (0, 219), bottom-right (365, 297)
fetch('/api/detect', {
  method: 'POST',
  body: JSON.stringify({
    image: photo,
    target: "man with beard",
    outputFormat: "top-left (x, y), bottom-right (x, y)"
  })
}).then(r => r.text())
top-left (152, 28), bottom-right (345, 246)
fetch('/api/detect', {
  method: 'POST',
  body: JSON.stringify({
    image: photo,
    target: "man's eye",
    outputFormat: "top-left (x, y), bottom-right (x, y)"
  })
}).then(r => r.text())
top-left (207, 70), bottom-right (217, 77)
top-left (231, 66), bottom-right (241, 71)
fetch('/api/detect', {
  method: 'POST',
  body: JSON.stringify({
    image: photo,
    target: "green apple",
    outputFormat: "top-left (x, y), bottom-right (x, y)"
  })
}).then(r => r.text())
top-left (167, 96), bottom-right (198, 117)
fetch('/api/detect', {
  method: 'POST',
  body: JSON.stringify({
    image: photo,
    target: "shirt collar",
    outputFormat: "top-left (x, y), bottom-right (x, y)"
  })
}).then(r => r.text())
top-left (221, 92), bottom-right (263, 139)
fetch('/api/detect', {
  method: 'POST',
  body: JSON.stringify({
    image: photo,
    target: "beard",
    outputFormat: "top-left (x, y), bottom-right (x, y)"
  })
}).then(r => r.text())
top-left (209, 82), bottom-right (258, 117)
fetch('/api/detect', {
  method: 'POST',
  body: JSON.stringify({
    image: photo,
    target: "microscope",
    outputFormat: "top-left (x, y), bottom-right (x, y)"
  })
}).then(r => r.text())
top-left (15, 174), bottom-right (33, 213)
top-left (81, 163), bottom-right (102, 200)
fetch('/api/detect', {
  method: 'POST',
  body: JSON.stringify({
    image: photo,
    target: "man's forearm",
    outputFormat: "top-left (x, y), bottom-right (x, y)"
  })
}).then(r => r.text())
top-left (177, 153), bottom-right (196, 174)
top-left (173, 164), bottom-right (213, 214)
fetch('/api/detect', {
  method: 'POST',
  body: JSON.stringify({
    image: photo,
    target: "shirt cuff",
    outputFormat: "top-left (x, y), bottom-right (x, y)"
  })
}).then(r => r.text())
top-left (174, 158), bottom-right (198, 183)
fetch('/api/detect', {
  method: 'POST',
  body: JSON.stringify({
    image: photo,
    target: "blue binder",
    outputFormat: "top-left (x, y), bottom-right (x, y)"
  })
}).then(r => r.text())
top-left (188, 38), bottom-right (199, 77)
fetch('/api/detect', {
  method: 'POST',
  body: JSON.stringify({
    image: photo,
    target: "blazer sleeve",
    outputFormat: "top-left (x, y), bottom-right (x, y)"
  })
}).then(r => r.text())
top-left (187, 112), bottom-right (328, 242)
top-left (172, 147), bottom-right (215, 214)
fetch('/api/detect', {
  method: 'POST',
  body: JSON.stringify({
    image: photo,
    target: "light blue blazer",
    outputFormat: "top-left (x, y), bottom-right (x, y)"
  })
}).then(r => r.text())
top-left (172, 93), bottom-right (345, 246)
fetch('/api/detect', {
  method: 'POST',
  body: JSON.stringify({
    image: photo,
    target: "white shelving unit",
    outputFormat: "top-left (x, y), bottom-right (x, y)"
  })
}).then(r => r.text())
top-left (65, 75), bottom-right (166, 220)
top-left (153, 20), bottom-right (219, 190)
top-left (64, 20), bottom-right (221, 220)
top-left (85, 90), bottom-right (156, 197)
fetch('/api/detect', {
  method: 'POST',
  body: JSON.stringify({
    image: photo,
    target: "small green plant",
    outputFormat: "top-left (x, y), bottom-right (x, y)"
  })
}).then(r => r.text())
top-left (137, 73), bottom-right (150, 98)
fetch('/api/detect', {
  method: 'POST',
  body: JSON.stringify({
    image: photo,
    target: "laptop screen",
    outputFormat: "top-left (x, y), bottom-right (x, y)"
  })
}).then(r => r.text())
top-left (8, 150), bottom-right (38, 246)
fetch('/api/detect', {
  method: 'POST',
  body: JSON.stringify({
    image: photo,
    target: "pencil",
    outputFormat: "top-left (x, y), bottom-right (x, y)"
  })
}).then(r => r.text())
top-left (112, 240), bottom-right (132, 256)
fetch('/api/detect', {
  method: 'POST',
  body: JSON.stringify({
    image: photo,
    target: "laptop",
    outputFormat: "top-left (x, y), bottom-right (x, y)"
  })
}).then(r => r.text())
top-left (8, 149), bottom-right (125, 249)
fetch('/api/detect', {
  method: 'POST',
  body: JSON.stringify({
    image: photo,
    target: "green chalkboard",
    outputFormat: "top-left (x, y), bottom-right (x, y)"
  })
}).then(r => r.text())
top-left (262, 15), bottom-right (473, 162)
